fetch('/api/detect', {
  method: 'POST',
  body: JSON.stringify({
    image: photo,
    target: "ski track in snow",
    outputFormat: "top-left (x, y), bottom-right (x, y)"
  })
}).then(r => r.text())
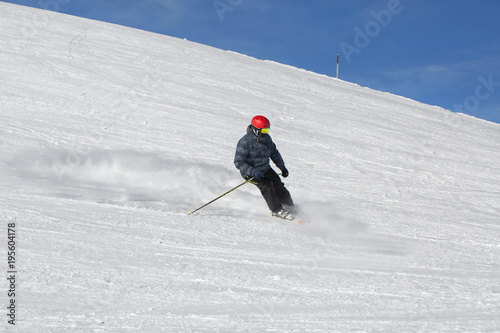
top-left (1, 3), bottom-right (499, 332)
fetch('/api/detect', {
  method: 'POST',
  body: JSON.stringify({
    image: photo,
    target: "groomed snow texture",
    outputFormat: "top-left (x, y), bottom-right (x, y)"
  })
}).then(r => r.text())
top-left (1, 3), bottom-right (499, 332)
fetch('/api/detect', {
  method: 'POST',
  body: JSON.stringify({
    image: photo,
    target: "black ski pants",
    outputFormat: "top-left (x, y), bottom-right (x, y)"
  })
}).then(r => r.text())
top-left (248, 168), bottom-right (294, 212)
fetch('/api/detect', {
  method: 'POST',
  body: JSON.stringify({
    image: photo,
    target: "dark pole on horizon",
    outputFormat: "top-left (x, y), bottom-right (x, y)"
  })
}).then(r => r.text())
top-left (336, 54), bottom-right (339, 79)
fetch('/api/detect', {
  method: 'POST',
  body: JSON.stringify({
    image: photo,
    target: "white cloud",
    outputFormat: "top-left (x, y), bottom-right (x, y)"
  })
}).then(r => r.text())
top-left (376, 56), bottom-right (500, 94)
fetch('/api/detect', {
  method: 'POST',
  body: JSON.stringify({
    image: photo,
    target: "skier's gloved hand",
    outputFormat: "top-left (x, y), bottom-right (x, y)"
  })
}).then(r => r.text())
top-left (281, 167), bottom-right (289, 178)
top-left (254, 169), bottom-right (263, 180)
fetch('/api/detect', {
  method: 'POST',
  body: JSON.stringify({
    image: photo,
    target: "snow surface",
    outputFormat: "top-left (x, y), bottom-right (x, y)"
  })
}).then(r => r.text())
top-left (1, 2), bottom-right (499, 332)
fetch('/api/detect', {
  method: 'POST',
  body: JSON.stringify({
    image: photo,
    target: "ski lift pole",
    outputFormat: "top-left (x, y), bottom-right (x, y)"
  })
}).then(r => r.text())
top-left (188, 177), bottom-right (255, 215)
top-left (336, 54), bottom-right (339, 79)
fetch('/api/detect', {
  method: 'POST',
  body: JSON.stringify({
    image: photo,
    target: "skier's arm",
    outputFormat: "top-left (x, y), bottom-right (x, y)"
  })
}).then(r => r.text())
top-left (270, 142), bottom-right (285, 170)
top-left (234, 142), bottom-right (254, 177)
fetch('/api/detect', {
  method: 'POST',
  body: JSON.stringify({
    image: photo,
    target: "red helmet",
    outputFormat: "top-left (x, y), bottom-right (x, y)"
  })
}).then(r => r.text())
top-left (251, 115), bottom-right (270, 129)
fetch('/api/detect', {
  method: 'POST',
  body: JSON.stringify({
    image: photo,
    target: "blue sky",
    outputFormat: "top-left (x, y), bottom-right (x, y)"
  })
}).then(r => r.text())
top-left (4, 0), bottom-right (500, 124)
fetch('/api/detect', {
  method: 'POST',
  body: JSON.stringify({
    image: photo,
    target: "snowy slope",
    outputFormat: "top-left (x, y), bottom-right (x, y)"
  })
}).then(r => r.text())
top-left (1, 2), bottom-right (499, 332)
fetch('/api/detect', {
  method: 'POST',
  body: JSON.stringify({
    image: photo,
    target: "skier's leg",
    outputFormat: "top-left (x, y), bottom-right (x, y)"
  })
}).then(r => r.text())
top-left (264, 169), bottom-right (294, 206)
top-left (252, 178), bottom-right (283, 212)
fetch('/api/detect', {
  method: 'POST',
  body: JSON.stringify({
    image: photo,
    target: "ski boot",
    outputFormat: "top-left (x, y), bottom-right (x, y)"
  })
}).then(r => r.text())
top-left (272, 208), bottom-right (294, 221)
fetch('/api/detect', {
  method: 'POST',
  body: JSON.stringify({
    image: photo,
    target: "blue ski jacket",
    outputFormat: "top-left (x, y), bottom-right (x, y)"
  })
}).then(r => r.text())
top-left (234, 125), bottom-right (286, 178)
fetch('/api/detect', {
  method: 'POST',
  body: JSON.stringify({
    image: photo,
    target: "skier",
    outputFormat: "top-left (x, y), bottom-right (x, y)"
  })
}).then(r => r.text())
top-left (234, 115), bottom-right (295, 220)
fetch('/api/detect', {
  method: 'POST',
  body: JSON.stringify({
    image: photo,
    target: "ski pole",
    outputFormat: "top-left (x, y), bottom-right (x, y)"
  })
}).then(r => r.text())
top-left (189, 177), bottom-right (255, 215)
